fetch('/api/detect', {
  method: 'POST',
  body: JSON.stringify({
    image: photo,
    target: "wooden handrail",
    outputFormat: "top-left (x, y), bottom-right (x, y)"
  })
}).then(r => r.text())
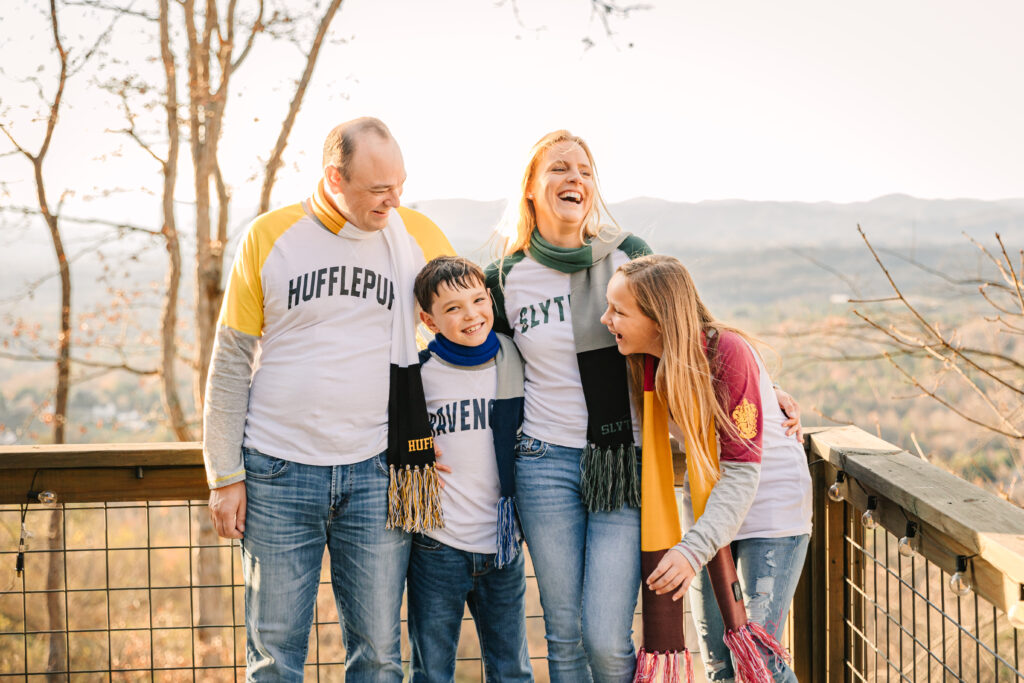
top-left (0, 441), bottom-right (207, 503)
top-left (805, 424), bottom-right (1024, 617)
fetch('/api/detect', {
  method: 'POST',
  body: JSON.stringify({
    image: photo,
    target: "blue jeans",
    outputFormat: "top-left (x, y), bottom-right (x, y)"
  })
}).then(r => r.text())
top-left (241, 447), bottom-right (410, 682)
top-left (689, 534), bottom-right (810, 683)
top-left (515, 435), bottom-right (641, 683)
top-left (407, 534), bottom-right (532, 683)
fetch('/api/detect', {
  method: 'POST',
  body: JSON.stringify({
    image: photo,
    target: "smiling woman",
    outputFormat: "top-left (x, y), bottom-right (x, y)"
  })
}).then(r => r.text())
top-left (485, 130), bottom-right (653, 683)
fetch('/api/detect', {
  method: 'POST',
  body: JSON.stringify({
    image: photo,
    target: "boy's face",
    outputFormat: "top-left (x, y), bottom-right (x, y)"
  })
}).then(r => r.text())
top-left (420, 279), bottom-right (494, 347)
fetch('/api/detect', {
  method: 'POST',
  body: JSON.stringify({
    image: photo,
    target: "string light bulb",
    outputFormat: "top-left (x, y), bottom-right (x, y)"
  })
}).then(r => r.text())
top-left (861, 496), bottom-right (878, 530)
top-left (1007, 585), bottom-right (1024, 630)
top-left (949, 555), bottom-right (972, 597)
top-left (898, 521), bottom-right (918, 558)
top-left (828, 471), bottom-right (846, 502)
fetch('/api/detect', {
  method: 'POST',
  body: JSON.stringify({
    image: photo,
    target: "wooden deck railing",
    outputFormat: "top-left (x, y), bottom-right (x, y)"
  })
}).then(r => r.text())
top-left (2, 426), bottom-right (1023, 681)
top-left (792, 425), bottom-right (1024, 681)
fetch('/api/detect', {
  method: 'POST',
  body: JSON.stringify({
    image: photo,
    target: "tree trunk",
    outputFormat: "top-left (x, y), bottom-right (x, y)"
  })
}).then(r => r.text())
top-left (158, 0), bottom-right (192, 442)
top-left (45, 507), bottom-right (67, 681)
top-left (258, 0), bottom-right (345, 214)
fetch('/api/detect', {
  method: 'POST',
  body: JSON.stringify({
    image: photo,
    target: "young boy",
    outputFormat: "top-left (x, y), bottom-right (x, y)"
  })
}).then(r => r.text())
top-left (408, 256), bottom-right (532, 683)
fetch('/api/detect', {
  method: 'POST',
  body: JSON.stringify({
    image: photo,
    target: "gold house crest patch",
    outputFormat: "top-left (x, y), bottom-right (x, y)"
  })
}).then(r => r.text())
top-left (731, 398), bottom-right (758, 439)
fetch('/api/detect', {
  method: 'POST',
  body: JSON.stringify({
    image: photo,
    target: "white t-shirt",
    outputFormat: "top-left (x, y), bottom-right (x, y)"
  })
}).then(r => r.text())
top-left (675, 342), bottom-right (813, 540)
top-left (421, 354), bottom-right (502, 554)
top-left (244, 220), bottom-right (395, 464)
top-left (501, 253), bottom-right (639, 448)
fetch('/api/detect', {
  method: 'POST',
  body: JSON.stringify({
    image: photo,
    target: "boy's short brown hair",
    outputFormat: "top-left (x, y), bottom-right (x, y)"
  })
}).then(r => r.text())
top-left (414, 256), bottom-right (487, 312)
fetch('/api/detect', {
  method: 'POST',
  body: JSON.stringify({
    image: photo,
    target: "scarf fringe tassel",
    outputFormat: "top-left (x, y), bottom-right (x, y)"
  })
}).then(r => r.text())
top-left (385, 464), bottom-right (445, 533)
top-left (723, 622), bottom-right (792, 683)
top-left (496, 496), bottom-right (520, 569)
top-left (580, 443), bottom-right (641, 512)
top-left (632, 648), bottom-right (694, 683)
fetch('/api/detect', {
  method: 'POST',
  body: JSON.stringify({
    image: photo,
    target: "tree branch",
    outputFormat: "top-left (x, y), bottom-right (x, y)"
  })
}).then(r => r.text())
top-left (0, 350), bottom-right (157, 376)
top-left (883, 353), bottom-right (1023, 440)
top-left (858, 225), bottom-right (1024, 397)
top-left (259, 0), bottom-right (343, 212)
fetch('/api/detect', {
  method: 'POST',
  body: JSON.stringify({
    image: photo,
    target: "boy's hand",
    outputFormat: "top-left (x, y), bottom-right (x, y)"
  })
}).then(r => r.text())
top-left (434, 443), bottom-right (451, 488)
top-left (774, 387), bottom-right (803, 442)
top-left (647, 549), bottom-right (696, 601)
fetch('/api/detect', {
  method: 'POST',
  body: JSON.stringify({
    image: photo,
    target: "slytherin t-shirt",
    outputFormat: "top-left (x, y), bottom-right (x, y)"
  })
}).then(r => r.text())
top-left (499, 253), bottom-right (640, 448)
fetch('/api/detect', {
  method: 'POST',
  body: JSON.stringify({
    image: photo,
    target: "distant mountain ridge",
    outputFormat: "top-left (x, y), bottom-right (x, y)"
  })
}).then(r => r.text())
top-left (409, 194), bottom-right (1024, 255)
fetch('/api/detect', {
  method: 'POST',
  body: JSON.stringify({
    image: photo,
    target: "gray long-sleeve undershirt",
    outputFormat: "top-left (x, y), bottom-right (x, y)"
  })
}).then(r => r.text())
top-left (672, 460), bottom-right (761, 571)
top-left (202, 325), bottom-right (258, 488)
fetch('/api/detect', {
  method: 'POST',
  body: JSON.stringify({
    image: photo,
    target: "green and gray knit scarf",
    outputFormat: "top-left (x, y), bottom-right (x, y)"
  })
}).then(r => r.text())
top-left (487, 228), bottom-right (652, 511)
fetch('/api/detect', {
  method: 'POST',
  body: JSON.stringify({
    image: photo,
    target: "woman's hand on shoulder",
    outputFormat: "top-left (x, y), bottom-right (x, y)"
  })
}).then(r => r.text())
top-left (646, 548), bottom-right (697, 601)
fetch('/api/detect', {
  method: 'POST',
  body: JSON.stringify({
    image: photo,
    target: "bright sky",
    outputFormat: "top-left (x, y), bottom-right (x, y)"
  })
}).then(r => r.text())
top-left (3, 0), bottom-right (1023, 217)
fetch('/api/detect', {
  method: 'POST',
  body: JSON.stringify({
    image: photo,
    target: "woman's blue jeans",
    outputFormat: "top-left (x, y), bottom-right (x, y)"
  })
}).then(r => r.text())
top-left (407, 534), bottom-right (533, 683)
top-left (689, 534), bottom-right (810, 683)
top-left (515, 435), bottom-right (641, 683)
top-left (240, 447), bottom-right (410, 682)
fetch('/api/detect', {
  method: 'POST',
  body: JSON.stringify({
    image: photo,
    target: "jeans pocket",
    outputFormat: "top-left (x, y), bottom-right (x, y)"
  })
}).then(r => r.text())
top-left (411, 533), bottom-right (442, 551)
top-left (243, 447), bottom-right (290, 480)
top-left (515, 437), bottom-right (548, 461)
top-left (372, 451), bottom-right (390, 477)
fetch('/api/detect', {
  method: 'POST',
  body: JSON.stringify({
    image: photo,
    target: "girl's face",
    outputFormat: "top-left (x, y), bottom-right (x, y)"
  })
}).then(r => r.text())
top-left (527, 141), bottom-right (595, 237)
top-left (601, 272), bottom-right (662, 357)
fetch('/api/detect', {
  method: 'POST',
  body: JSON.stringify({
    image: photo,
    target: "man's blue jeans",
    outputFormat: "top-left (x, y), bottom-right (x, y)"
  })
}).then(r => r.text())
top-left (689, 534), bottom-right (810, 683)
top-left (240, 447), bottom-right (410, 682)
top-left (407, 534), bottom-right (533, 683)
top-left (514, 435), bottom-right (641, 683)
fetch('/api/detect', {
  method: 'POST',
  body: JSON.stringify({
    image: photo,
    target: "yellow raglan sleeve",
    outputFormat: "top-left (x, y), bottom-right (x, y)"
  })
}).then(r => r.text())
top-left (397, 207), bottom-right (455, 261)
top-left (219, 203), bottom-right (305, 336)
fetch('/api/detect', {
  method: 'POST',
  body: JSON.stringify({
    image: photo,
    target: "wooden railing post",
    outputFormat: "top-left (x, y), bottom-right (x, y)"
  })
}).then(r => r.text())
top-left (791, 444), bottom-right (822, 681)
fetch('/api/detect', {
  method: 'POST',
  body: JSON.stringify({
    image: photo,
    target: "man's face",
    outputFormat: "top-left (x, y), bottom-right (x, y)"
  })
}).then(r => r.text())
top-left (326, 135), bottom-right (407, 232)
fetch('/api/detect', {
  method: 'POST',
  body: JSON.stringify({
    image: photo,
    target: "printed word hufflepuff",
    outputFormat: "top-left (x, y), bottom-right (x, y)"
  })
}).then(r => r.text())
top-left (516, 295), bottom-right (568, 333)
top-left (287, 266), bottom-right (395, 311)
top-left (407, 436), bottom-right (434, 452)
top-left (429, 398), bottom-right (497, 435)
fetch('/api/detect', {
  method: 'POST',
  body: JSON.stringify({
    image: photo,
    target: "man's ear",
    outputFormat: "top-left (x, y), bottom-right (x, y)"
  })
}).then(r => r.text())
top-left (419, 309), bottom-right (440, 334)
top-left (324, 165), bottom-right (343, 194)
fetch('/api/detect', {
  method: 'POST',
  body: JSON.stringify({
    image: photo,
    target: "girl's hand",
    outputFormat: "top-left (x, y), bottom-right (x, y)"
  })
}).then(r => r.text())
top-left (774, 387), bottom-right (803, 442)
top-left (646, 550), bottom-right (696, 601)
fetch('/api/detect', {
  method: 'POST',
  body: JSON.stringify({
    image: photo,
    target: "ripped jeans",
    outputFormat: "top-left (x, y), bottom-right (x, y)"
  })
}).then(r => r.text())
top-left (689, 534), bottom-right (810, 683)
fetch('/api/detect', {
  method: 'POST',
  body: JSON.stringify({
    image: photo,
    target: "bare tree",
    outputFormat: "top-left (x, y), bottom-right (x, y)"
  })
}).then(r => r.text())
top-left (1, 2), bottom-right (73, 676)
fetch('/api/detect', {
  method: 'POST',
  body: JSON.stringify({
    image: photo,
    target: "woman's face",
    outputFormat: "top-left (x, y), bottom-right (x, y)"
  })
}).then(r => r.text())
top-left (527, 141), bottom-right (596, 236)
top-left (601, 272), bottom-right (662, 357)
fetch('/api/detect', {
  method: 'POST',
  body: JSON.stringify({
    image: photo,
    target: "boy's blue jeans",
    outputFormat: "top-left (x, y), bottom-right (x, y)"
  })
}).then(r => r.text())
top-left (240, 446), bottom-right (410, 682)
top-left (689, 534), bottom-right (810, 683)
top-left (514, 435), bottom-right (641, 683)
top-left (407, 534), bottom-right (533, 683)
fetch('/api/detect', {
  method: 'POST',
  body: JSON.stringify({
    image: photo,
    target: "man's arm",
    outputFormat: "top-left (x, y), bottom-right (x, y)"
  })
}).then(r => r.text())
top-left (203, 326), bottom-right (258, 538)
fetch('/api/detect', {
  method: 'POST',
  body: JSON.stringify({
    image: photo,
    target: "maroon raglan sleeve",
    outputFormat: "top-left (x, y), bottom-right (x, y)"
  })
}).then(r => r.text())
top-left (713, 330), bottom-right (763, 464)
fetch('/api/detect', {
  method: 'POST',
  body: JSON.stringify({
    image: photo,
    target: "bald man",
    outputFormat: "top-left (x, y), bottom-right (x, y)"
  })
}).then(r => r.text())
top-left (203, 118), bottom-right (453, 681)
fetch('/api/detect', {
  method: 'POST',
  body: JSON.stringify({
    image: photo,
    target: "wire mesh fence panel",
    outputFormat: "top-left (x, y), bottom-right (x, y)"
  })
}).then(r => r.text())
top-left (843, 504), bottom-right (1024, 682)
top-left (3, 500), bottom-right (696, 682)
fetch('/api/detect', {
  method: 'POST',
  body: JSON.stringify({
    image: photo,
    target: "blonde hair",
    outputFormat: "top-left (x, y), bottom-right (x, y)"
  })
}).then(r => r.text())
top-left (618, 255), bottom-right (762, 484)
top-left (499, 130), bottom-right (619, 255)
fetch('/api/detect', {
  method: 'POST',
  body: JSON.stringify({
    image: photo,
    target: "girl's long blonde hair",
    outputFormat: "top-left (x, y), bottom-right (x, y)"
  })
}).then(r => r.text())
top-left (618, 255), bottom-right (762, 484)
top-left (499, 130), bottom-right (618, 255)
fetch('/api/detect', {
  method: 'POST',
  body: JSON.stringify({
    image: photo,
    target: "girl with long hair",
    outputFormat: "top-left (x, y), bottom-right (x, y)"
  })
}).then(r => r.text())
top-left (601, 254), bottom-right (812, 683)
